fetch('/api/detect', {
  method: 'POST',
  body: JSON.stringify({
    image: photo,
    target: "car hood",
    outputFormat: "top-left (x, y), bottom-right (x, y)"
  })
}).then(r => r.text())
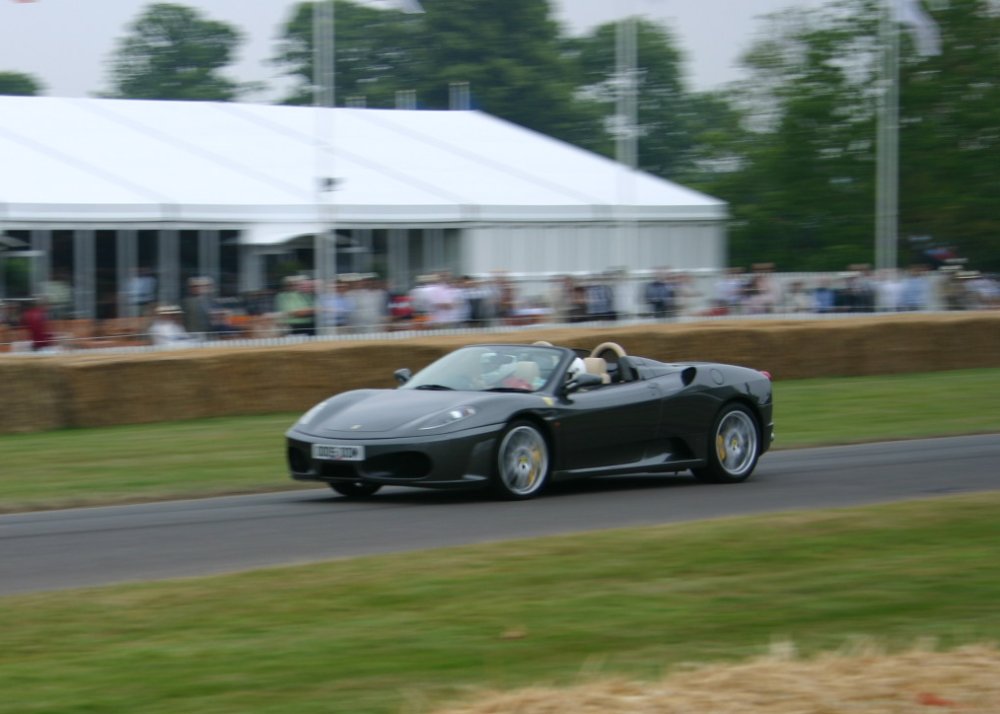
top-left (293, 389), bottom-right (511, 437)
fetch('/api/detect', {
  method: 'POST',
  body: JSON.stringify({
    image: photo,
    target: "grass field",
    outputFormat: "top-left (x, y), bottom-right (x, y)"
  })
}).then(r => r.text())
top-left (1, 493), bottom-right (998, 713)
top-left (1, 367), bottom-right (998, 512)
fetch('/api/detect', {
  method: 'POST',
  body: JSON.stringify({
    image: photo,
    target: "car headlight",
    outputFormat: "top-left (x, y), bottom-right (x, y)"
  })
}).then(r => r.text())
top-left (419, 405), bottom-right (477, 430)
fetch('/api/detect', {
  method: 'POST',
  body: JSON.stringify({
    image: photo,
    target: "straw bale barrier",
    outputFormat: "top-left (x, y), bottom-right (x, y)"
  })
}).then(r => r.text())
top-left (2, 312), bottom-right (998, 435)
top-left (1, 360), bottom-right (66, 433)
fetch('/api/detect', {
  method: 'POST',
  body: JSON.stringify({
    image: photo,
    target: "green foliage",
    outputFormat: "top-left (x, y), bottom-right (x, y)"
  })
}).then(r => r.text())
top-left (0, 70), bottom-right (43, 96)
top-left (563, 19), bottom-right (694, 174)
top-left (710, 2), bottom-right (882, 270)
top-left (896, 0), bottom-right (1000, 272)
top-left (420, 0), bottom-right (583, 140)
top-left (1, 256), bottom-right (31, 296)
top-left (106, 3), bottom-right (245, 101)
top-left (671, 89), bottom-right (749, 188)
top-left (274, 0), bottom-right (589, 142)
top-left (273, 0), bottom-right (427, 107)
top-left (718, 0), bottom-right (1000, 271)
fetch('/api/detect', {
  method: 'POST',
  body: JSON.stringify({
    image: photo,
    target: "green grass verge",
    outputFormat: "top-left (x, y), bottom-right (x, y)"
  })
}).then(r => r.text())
top-left (776, 368), bottom-right (1000, 446)
top-left (1, 368), bottom-right (998, 513)
top-left (1, 492), bottom-right (998, 713)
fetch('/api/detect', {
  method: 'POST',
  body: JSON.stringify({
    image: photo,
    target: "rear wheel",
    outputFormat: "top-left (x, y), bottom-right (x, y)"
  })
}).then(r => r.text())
top-left (329, 481), bottom-right (382, 498)
top-left (692, 404), bottom-right (760, 484)
top-left (492, 421), bottom-right (550, 499)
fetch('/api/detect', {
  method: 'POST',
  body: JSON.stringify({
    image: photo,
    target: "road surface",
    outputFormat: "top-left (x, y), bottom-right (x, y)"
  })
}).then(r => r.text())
top-left (1, 434), bottom-right (997, 595)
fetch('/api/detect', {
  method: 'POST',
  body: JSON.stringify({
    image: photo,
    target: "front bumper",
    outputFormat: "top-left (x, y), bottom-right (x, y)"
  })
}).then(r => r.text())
top-left (285, 423), bottom-right (501, 489)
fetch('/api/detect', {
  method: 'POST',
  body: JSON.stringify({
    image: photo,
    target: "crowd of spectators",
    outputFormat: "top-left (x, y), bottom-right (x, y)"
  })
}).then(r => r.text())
top-left (201, 263), bottom-right (1000, 330)
top-left (2, 263), bottom-right (998, 352)
top-left (700, 263), bottom-right (1000, 317)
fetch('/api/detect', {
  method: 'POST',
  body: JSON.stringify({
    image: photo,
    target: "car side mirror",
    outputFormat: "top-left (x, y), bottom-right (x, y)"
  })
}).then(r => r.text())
top-left (394, 368), bottom-right (412, 385)
top-left (563, 372), bottom-right (602, 394)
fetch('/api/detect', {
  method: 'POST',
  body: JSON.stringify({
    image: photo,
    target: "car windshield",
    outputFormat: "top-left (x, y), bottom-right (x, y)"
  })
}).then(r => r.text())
top-left (401, 345), bottom-right (564, 393)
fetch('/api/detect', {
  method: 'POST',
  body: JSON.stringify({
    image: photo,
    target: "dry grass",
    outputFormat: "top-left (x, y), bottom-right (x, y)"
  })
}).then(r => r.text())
top-left (433, 642), bottom-right (1000, 713)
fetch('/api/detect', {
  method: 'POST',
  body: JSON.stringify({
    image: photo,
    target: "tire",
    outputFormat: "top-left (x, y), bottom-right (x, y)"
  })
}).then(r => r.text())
top-left (329, 481), bottom-right (382, 498)
top-left (692, 403), bottom-right (760, 484)
top-left (492, 421), bottom-right (550, 499)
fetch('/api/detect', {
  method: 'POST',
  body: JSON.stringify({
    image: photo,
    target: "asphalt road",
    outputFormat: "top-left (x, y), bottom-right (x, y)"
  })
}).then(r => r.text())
top-left (2, 434), bottom-right (998, 596)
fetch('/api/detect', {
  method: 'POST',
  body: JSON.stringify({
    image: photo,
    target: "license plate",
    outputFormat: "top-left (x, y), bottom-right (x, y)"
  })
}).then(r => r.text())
top-left (312, 444), bottom-right (365, 461)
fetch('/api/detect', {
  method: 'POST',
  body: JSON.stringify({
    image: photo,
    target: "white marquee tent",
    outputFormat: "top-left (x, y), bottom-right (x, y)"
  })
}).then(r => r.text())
top-left (0, 95), bottom-right (727, 316)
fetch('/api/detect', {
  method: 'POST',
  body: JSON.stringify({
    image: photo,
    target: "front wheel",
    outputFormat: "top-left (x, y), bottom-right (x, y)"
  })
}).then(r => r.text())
top-left (692, 404), bottom-right (760, 484)
top-left (329, 481), bottom-right (382, 498)
top-left (492, 421), bottom-right (550, 499)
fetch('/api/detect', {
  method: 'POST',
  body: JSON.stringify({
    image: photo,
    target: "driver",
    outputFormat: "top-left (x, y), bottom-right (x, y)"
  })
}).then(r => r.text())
top-left (480, 354), bottom-right (514, 388)
top-left (566, 357), bottom-right (585, 383)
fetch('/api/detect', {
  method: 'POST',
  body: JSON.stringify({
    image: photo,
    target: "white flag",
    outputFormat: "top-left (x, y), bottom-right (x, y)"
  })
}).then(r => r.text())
top-left (894, 0), bottom-right (941, 56)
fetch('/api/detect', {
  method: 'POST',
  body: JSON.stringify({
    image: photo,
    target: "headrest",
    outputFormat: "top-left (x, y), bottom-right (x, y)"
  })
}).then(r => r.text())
top-left (514, 361), bottom-right (540, 382)
top-left (583, 357), bottom-right (611, 383)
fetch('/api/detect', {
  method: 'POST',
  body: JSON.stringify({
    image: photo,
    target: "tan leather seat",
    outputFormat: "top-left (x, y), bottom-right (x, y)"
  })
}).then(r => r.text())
top-left (583, 357), bottom-right (611, 384)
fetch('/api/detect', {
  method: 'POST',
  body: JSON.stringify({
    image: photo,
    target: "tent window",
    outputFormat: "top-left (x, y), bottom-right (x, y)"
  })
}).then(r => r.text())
top-left (94, 231), bottom-right (118, 319)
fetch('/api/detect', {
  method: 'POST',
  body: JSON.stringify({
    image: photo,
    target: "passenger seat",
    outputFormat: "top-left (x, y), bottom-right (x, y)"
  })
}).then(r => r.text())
top-left (583, 357), bottom-right (611, 384)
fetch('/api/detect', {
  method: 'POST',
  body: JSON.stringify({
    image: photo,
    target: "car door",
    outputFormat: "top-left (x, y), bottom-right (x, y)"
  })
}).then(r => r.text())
top-left (555, 380), bottom-right (662, 471)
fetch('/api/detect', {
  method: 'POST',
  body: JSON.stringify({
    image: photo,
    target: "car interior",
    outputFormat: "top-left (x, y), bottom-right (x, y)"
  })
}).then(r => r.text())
top-left (560, 342), bottom-right (639, 385)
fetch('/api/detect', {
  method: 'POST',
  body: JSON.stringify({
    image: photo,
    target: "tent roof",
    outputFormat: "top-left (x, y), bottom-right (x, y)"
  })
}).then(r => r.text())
top-left (0, 96), bottom-right (725, 233)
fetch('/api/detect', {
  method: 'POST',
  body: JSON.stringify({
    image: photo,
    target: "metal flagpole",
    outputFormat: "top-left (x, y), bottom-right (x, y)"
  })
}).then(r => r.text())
top-left (615, 13), bottom-right (638, 301)
top-left (312, 1), bottom-right (423, 335)
top-left (615, 16), bottom-right (638, 174)
top-left (875, 0), bottom-right (942, 275)
top-left (314, 0), bottom-right (336, 335)
top-left (875, 0), bottom-right (900, 274)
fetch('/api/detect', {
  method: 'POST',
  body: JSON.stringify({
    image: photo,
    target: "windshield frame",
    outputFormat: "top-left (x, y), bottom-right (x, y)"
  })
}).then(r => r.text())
top-left (399, 344), bottom-right (573, 394)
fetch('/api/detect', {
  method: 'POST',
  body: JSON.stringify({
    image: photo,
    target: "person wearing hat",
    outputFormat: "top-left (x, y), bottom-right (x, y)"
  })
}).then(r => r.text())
top-left (150, 304), bottom-right (197, 348)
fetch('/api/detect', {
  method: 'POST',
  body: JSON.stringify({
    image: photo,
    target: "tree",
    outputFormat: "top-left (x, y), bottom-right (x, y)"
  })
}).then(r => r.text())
top-left (418, 0), bottom-right (585, 140)
top-left (896, 0), bottom-right (1000, 272)
top-left (674, 90), bottom-right (751, 188)
top-left (272, 0), bottom-right (594, 144)
top-left (563, 19), bottom-right (692, 175)
top-left (720, 2), bottom-right (884, 270)
top-left (0, 71), bottom-right (43, 96)
top-left (272, 0), bottom-right (427, 107)
top-left (720, 0), bottom-right (1000, 272)
top-left (106, 3), bottom-right (244, 101)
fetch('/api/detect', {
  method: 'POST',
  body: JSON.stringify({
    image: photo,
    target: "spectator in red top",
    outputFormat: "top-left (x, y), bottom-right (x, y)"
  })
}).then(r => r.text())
top-left (20, 297), bottom-right (55, 351)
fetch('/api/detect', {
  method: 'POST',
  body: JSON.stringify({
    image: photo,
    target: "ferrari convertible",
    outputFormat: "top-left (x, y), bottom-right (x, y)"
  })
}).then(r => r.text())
top-left (286, 341), bottom-right (774, 500)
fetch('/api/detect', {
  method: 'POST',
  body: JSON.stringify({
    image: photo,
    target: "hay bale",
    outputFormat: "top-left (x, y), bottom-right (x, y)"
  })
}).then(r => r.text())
top-left (3, 312), bottom-right (999, 434)
top-left (61, 352), bottom-right (220, 427)
top-left (0, 359), bottom-right (66, 433)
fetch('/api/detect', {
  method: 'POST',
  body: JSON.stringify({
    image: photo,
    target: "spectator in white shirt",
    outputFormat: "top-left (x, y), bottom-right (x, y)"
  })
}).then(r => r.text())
top-left (149, 304), bottom-right (198, 348)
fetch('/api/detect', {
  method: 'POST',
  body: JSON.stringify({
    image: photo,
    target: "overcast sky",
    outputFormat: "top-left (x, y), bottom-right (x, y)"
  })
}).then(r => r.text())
top-left (0, 0), bottom-right (828, 100)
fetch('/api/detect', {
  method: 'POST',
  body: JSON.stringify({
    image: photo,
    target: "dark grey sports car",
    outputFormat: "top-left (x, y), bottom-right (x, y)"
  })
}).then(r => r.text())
top-left (286, 341), bottom-right (774, 500)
